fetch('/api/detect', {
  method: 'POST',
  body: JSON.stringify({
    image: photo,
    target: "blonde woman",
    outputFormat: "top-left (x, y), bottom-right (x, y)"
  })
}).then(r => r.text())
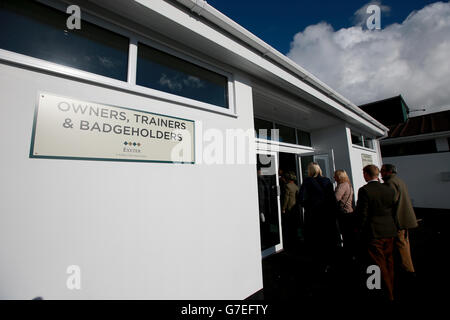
top-left (334, 169), bottom-right (357, 260)
top-left (298, 162), bottom-right (338, 273)
top-left (334, 170), bottom-right (354, 214)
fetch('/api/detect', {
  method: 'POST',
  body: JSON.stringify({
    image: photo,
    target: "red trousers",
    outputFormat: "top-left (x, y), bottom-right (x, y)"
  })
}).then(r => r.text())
top-left (368, 238), bottom-right (395, 301)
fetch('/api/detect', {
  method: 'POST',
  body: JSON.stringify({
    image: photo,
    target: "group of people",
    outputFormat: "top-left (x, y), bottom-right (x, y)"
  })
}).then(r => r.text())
top-left (293, 162), bottom-right (417, 301)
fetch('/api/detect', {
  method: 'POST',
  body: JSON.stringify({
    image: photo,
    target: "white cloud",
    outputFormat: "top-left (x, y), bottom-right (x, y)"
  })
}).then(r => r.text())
top-left (287, 1), bottom-right (450, 115)
top-left (159, 73), bottom-right (183, 91)
top-left (159, 74), bottom-right (205, 91)
top-left (183, 76), bottom-right (205, 88)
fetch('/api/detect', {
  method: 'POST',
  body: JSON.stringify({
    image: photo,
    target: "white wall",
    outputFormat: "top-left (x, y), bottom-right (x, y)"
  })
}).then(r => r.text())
top-left (347, 129), bottom-right (382, 200)
top-left (311, 123), bottom-right (352, 179)
top-left (383, 153), bottom-right (450, 209)
top-left (311, 125), bottom-right (384, 200)
top-left (0, 62), bottom-right (263, 299)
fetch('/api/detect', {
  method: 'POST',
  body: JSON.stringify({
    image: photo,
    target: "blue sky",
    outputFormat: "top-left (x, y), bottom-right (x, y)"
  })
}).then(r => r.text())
top-left (208, 0), bottom-right (437, 54)
top-left (207, 1), bottom-right (450, 114)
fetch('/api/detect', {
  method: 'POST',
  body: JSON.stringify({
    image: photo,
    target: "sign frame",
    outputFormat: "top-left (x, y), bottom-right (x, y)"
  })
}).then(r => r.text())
top-left (29, 92), bottom-right (196, 164)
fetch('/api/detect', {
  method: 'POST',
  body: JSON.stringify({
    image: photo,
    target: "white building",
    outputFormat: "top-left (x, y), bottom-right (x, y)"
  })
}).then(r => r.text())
top-left (360, 96), bottom-right (450, 211)
top-left (0, 0), bottom-right (387, 299)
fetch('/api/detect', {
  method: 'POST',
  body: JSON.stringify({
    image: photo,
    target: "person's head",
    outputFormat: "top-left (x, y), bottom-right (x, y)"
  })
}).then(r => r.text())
top-left (279, 169), bottom-right (286, 183)
top-left (284, 171), bottom-right (296, 183)
top-left (307, 162), bottom-right (322, 178)
top-left (334, 170), bottom-right (350, 184)
top-left (363, 164), bottom-right (380, 182)
top-left (380, 164), bottom-right (397, 179)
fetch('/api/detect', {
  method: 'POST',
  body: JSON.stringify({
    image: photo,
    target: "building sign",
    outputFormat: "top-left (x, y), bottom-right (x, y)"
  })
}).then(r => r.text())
top-left (30, 93), bottom-right (195, 163)
top-left (361, 153), bottom-right (373, 168)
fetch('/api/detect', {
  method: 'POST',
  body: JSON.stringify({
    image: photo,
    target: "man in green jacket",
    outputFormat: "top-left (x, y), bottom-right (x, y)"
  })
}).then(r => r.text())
top-left (356, 164), bottom-right (398, 301)
top-left (381, 164), bottom-right (418, 275)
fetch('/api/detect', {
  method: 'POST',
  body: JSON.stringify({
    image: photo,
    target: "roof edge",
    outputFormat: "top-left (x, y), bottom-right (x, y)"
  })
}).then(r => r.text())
top-left (172, 0), bottom-right (388, 133)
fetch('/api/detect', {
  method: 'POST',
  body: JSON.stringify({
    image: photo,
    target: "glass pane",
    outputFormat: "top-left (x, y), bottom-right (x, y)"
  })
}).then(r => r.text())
top-left (363, 137), bottom-right (374, 149)
top-left (351, 133), bottom-right (363, 146)
top-left (257, 154), bottom-right (281, 251)
top-left (314, 155), bottom-right (330, 179)
top-left (137, 43), bottom-right (228, 108)
top-left (300, 155), bottom-right (314, 181)
top-left (297, 129), bottom-right (312, 147)
top-left (254, 118), bottom-right (273, 140)
top-left (0, 0), bottom-right (129, 81)
top-left (274, 123), bottom-right (296, 144)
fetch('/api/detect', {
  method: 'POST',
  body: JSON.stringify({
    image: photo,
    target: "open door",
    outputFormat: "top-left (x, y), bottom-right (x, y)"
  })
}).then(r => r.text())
top-left (256, 151), bottom-right (283, 258)
top-left (297, 149), bottom-right (336, 225)
top-left (313, 150), bottom-right (336, 181)
top-left (298, 149), bottom-right (336, 183)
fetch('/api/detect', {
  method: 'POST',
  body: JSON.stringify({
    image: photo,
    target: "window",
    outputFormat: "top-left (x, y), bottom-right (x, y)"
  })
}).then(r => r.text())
top-left (363, 136), bottom-right (374, 149)
top-left (352, 131), bottom-right (374, 149)
top-left (351, 133), bottom-right (363, 147)
top-left (297, 129), bottom-right (312, 147)
top-left (137, 42), bottom-right (228, 108)
top-left (254, 118), bottom-right (311, 147)
top-left (274, 123), bottom-right (296, 144)
top-left (381, 140), bottom-right (437, 157)
top-left (0, 0), bottom-right (129, 81)
top-left (254, 118), bottom-right (273, 140)
top-left (300, 155), bottom-right (314, 178)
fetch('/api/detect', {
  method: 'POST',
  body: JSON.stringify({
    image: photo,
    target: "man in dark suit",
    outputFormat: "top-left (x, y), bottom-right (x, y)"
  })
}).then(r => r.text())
top-left (356, 164), bottom-right (398, 301)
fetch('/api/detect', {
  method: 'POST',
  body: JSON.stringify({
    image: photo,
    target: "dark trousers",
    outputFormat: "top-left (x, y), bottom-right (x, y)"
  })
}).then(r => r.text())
top-left (282, 209), bottom-right (300, 251)
top-left (338, 214), bottom-right (359, 259)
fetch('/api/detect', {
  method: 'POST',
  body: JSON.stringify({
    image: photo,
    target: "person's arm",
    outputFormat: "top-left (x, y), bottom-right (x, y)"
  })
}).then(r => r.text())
top-left (386, 179), bottom-right (400, 203)
top-left (355, 188), bottom-right (369, 229)
top-left (282, 185), bottom-right (290, 212)
top-left (335, 183), bottom-right (345, 202)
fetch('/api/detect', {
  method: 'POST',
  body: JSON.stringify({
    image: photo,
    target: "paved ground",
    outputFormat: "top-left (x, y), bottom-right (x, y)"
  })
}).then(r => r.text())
top-left (260, 210), bottom-right (450, 306)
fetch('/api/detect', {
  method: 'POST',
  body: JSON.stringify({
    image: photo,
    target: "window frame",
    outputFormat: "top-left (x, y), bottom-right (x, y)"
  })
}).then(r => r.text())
top-left (134, 40), bottom-right (232, 111)
top-left (351, 130), bottom-right (375, 150)
top-left (254, 116), bottom-right (313, 149)
top-left (0, 0), bottom-right (237, 117)
top-left (274, 122), bottom-right (297, 145)
top-left (0, 0), bottom-right (132, 79)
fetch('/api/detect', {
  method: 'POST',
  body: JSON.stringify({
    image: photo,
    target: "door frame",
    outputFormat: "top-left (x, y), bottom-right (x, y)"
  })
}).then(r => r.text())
top-left (256, 150), bottom-right (284, 258)
top-left (297, 149), bottom-right (336, 223)
top-left (297, 148), bottom-right (336, 182)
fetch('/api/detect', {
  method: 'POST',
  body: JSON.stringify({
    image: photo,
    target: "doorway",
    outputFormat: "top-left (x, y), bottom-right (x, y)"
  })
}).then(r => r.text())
top-left (256, 150), bottom-right (336, 257)
top-left (256, 151), bottom-right (283, 257)
top-left (278, 152), bottom-right (302, 252)
top-left (298, 151), bottom-right (335, 182)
